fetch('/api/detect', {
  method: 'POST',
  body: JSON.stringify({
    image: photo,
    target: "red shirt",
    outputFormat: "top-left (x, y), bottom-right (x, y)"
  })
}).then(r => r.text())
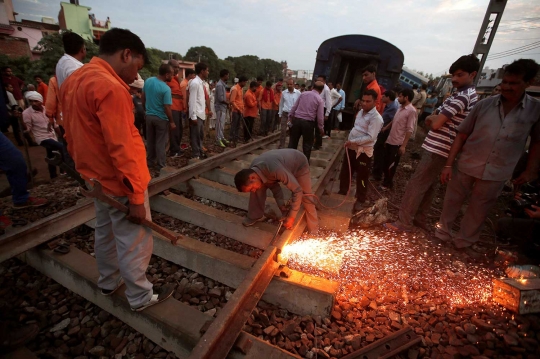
top-left (38, 82), bottom-right (49, 104)
top-left (2, 75), bottom-right (24, 100)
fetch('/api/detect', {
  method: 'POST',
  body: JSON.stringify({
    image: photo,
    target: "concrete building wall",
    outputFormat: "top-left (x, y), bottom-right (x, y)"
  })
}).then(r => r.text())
top-left (10, 25), bottom-right (43, 51)
top-left (0, 0), bottom-right (15, 24)
top-left (0, 36), bottom-right (32, 58)
top-left (59, 2), bottom-right (93, 41)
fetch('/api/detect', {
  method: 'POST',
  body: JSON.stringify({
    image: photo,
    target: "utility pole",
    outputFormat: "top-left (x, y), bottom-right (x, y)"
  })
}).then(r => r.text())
top-left (472, 0), bottom-right (508, 85)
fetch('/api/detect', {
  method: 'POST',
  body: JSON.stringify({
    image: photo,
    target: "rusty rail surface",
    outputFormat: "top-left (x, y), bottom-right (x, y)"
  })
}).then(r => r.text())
top-left (187, 137), bottom-right (346, 359)
top-left (0, 133), bottom-right (280, 263)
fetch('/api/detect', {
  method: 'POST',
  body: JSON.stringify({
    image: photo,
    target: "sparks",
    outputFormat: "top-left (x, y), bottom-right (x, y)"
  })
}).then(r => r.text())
top-left (282, 229), bottom-right (497, 307)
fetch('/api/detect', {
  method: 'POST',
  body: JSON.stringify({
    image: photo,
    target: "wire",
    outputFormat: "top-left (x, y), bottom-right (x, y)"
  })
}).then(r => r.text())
top-left (486, 53), bottom-right (540, 61)
top-left (303, 147), bottom-right (352, 209)
top-left (487, 41), bottom-right (540, 56)
top-left (487, 44), bottom-right (540, 60)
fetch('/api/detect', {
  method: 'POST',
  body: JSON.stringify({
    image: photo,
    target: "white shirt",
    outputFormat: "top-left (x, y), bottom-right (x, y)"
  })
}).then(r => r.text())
top-left (330, 88), bottom-right (342, 108)
top-left (278, 89), bottom-right (301, 116)
top-left (319, 84), bottom-right (332, 116)
top-left (6, 91), bottom-right (17, 108)
top-left (347, 107), bottom-right (383, 158)
top-left (56, 54), bottom-right (83, 88)
top-left (189, 76), bottom-right (206, 120)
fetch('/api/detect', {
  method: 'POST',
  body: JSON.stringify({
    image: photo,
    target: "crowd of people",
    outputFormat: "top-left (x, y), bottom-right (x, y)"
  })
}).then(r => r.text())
top-left (0, 27), bottom-right (539, 324)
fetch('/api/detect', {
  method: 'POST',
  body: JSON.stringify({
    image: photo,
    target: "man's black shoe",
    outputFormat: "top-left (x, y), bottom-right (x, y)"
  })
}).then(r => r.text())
top-left (413, 219), bottom-right (430, 232)
top-left (353, 200), bottom-right (369, 212)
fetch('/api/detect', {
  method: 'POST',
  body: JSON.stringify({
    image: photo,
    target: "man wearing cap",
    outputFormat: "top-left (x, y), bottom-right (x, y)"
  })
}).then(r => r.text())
top-left (130, 75), bottom-right (145, 137)
top-left (22, 91), bottom-right (70, 180)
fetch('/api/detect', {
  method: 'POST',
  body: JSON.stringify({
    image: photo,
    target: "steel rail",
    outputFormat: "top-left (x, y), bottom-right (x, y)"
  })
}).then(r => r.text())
top-left (185, 136), bottom-right (346, 359)
top-left (0, 133), bottom-right (280, 263)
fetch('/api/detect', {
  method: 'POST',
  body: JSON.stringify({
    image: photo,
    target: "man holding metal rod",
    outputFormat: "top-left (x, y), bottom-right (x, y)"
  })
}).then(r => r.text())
top-left (234, 149), bottom-right (319, 234)
top-left (61, 28), bottom-right (173, 312)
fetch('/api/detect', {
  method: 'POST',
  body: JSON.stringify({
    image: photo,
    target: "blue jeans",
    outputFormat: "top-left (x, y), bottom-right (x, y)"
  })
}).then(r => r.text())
top-left (0, 132), bottom-right (29, 205)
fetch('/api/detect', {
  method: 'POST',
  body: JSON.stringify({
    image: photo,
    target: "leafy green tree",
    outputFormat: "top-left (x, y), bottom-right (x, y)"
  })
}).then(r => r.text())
top-left (218, 59), bottom-right (236, 82)
top-left (225, 55), bottom-right (260, 80)
top-left (184, 46), bottom-right (220, 81)
top-left (259, 58), bottom-right (283, 81)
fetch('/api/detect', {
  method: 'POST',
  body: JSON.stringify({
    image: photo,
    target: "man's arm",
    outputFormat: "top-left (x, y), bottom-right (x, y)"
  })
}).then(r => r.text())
top-left (97, 91), bottom-right (148, 205)
top-left (22, 110), bottom-right (32, 132)
top-left (515, 140), bottom-right (540, 185)
top-left (440, 132), bottom-right (469, 184)
top-left (164, 104), bottom-right (175, 129)
top-left (323, 88), bottom-right (331, 117)
top-left (278, 93), bottom-right (284, 117)
top-left (425, 113), bottom-right (451, 130)
top-left (188, 81), bottom-right (198, 120)
top-left (288, 94), bottom-right (300, 120)
top-left (274, 168), bottom-right (303, 220)
top-left (317, 99), bottom-right (325, 132)
top-left (230, 88), bottom-right (238, 111)
top-left (348, 118), bottom-right (383, 146)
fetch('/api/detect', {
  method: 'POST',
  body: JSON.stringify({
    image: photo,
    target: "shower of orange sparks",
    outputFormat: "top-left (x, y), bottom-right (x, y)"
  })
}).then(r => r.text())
top-left (281, 229), bottom-right (498, 307)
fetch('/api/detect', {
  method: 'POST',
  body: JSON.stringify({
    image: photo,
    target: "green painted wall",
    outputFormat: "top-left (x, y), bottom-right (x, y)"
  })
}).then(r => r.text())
top-left (61, 2), bottom-right (93, 41)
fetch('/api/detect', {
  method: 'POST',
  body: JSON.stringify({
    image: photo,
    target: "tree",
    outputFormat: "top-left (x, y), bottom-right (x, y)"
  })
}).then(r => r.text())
top-left (225, 55), bottom-right (260, 80)
top-left (185, 46), bottom-right (220, 81)
top-left (218, 59), bottom-right (236, 82)
top-left (259, 58), bottom-right (283, 81)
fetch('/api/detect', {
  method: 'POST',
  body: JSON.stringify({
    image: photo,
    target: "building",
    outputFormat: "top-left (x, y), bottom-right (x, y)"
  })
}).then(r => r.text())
top-left (161, 59), bottom-right (196, 79)
top-left (58, 0), bottom-right (111, 44)
top-left (476, 66), bottom-right (504, 97)
top-left (0, 0), bottom-right (59, 59)
top-left (399, 66), bottom-right (429, 89)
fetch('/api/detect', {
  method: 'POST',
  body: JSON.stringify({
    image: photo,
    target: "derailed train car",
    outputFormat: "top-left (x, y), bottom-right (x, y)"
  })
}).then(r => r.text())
top-left (312, 35), bottom-right (404, 129)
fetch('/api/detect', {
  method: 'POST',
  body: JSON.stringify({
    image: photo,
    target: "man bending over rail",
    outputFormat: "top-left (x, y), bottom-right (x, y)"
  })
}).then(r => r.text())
top-left (61, 28), bottom-right (173, 312)
top-left (234, 149), bottom-right (319, 234)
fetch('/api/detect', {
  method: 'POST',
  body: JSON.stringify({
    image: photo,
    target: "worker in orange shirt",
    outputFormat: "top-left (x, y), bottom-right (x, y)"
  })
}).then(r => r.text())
top-left (258, 81), bottom-right (274, 136)
top-left (353, 65), bottom-right (383, 114)
top-left (60, 28), bottom-right (173, 312)
top-left (229, 76), bottom-right (247, 144)
top-left (35, 75), bottom-right (48, 104)
top-left (243, 81), bottom-right (258, 141)
top-left (255, 76), bottom-right (264, 107)
top-left (166, 59), bottom-right (183, 157)
top-left (272, 82), bottom-right (283, 132)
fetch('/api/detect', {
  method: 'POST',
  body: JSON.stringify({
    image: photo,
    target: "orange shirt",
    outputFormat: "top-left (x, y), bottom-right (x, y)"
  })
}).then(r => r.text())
top-left (243, 90), bottom-right (258, 118)
top-left (167, 76), bottom-right (182, 111)
top-left (45, 76), bottom-right (61, 125)
top-left (258, 87), bottom-right (274, 110)
top-left (273, 91), bottom-right (282, 111)
top-left (367, 80), bottom-right (383, 114)
top-left (180, 78), bottom-right (189, 112)
top-left (255, 85), bottom-right (263, 104)
top-left (61, 57), bottom-right (150, 205)
top-left (230, 84), bottom-right (244, 113)
top-left (37, 82), bottom-right (48, 104)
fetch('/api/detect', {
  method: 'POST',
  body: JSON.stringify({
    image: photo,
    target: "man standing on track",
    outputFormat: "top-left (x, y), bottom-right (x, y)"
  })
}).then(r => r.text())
top-left (288, 81), bottom-right (325, 161)
top-left (61, 28), bottom-right (173, 311)
top-left (313, 75), bottom-right (332, 150)
top-left (234, 149), bottom-right (319, 234)
top-left (243, 81), bottom-right (258, 142)
top-left (189, 63), bottom-right (211, 159)
top-left (258, 81), bottom-right (274, 136)
top-left (214, 69), bottom-right (230, 147)
top-left (229, 76), bottom-right (247, 144)
top-left (166, 59), bottom-right (183, 157)
top-left (143, 64), bottom-right (175, 170)
top-left (278, 79), bottom-right (301, 148)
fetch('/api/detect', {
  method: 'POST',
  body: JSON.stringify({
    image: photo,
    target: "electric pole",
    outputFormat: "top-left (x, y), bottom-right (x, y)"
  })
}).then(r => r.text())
top-left (472, 0), bottom-right (508, 85)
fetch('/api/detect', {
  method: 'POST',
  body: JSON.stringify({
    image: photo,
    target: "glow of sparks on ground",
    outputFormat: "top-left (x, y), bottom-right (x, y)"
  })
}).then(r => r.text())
top-left (281, 229), bottom-right (497, 307)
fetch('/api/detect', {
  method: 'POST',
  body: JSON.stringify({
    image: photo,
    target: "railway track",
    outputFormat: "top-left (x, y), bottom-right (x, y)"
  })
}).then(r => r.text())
top-left (1, 132), bottom-right (350, 358)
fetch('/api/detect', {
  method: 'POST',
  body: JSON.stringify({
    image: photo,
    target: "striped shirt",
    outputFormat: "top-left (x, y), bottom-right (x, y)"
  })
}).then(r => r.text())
top-left (422, 85), bottom-right (477, 158)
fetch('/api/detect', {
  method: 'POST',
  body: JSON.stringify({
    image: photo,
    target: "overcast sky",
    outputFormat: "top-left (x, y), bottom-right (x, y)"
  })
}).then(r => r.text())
top-left (13, 0), bottom-right (540, 76)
